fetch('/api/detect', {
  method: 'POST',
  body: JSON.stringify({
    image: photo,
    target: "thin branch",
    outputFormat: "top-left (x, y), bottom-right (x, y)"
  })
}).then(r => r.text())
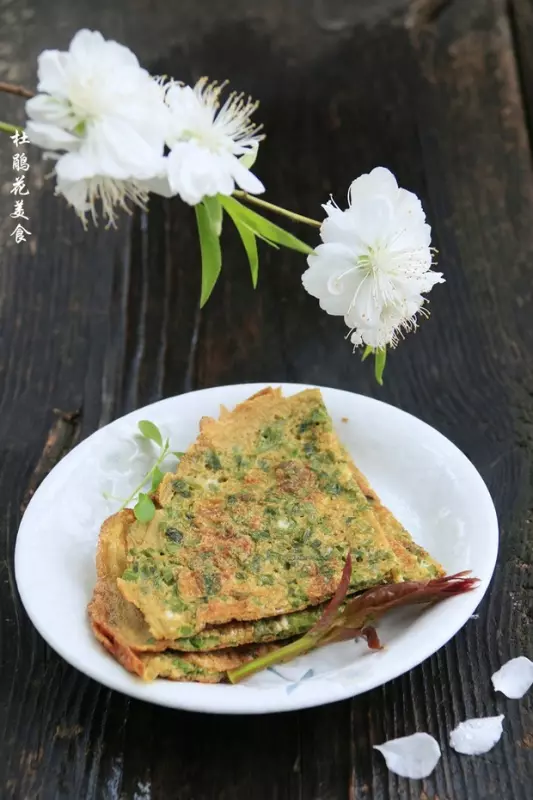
top-left (0, 121), bottom-right (23, 135)
top-left (233, 191), bottom-right (322, 228)
top-left (0, 81), bottom-right (35, 99)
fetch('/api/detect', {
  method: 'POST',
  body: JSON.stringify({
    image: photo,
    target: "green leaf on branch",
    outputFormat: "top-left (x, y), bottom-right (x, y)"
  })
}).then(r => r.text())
top-left (374, 347), bottom-right (387, 386)
top-left (196, 202), bottom-right (222, 307)
top-left (220, 196), bottom-right (313, 256)
top-left (150, 466), bottom-right (164, 493)
top-left (138, 420), bottom-right (163, 447)
top-left (134, 492), bottom-right (156, 522)
top-left (361, 345), bottom-right (373, 362)
top-left (222, 199), bottom-right (260, 287)
top-left (203, 195), bottom-right (223, 236)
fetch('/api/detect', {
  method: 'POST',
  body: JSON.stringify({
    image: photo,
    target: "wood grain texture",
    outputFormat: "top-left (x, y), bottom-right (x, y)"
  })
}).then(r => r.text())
top-left (1, 0), bottom-right (533, 798)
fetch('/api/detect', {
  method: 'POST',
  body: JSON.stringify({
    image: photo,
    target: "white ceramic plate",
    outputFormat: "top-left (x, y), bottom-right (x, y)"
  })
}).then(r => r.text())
top-left (15, 383), bottom-right (498, 714)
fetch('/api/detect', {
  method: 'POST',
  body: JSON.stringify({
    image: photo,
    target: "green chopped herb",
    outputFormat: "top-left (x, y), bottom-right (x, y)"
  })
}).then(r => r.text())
top-left (205, 450), bottom-right (222, 470)
top-left (203, 573), bottom-right (222, 596)
top-left (161, 566), bottom-right (175, 584)
top-left (172, 479), bottom-right (191, 497)
top-left (257, 424), bottom-right (283, 451)
top-left (249, 529), bottom-right (270, 542)
top-left (172, 657), bottom-right (197, 675)
top-left (165, 527), bottom-right (183, 544)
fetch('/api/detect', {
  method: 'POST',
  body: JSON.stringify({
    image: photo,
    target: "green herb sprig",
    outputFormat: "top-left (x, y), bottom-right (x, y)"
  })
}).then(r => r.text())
top-left (116, 420), bottom-right (183, 523)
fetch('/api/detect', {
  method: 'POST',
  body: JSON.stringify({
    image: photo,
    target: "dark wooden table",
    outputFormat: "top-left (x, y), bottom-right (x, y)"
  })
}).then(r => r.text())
top-left (1, 1), bottom-right (533, 797)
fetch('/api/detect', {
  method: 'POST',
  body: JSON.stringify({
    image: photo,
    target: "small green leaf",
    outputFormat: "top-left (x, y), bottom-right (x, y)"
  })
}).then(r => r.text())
top-left (138, 420), bottom-right (163, 447)
top-left (134, 493), bottom-right (156, 522)
top-left (195, 202), bottom-right (222, 307)
top-left (150, 466), bottom-right (164, 493)
top-left (361, 345), bottom-right (373, 362)
top-left (374, 347), bottom-right (387, 386)
top-left (220, 196), bottom-right (313, 255)
top-left (224, 202), bottom-right (260, 287)
top-left (203, 196), bottom-right (223, 236)
top-left (172, 451), bottom-right (185, 458)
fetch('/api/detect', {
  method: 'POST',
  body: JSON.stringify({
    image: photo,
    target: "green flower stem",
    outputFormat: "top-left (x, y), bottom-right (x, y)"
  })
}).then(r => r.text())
top-left (119, 445), bottom-right (169, 510)
top-left (0, 121), bottom-right (23, 135)
top-left (233, 190), bottom-right (322, 229)
top-left (227, 631), bottom-right (320, 684)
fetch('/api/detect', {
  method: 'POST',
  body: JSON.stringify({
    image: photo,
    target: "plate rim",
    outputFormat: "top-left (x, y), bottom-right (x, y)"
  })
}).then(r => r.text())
top-left (15, 382), bottom-right (499, 714)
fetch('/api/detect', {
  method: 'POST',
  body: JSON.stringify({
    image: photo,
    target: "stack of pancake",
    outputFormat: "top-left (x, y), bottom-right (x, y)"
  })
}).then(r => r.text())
top-left (88, 388), bottom-right (443, 682)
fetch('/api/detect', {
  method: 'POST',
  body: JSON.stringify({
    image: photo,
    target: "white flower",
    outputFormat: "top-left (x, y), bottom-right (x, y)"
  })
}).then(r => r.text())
top-left (156, 78), bottom-right (265, 206)
top-left (25, 29), bottom-right (169, 224)
top-left (55, 174), bottom-right (149, 228)
top-left (302, 167), bottom-right (444, 350)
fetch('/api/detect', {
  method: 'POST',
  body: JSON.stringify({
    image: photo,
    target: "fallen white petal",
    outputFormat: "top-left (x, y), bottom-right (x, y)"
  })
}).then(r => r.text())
top-left (374, 733), bottom-right (441, 779)
top-left (491, 656), bottom-right (533, 699)
top-left (449, 716), bottom-right (504, 755)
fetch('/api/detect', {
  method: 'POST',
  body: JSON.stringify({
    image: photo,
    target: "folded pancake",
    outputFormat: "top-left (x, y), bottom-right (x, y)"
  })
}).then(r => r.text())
top-left (350, 465), bottom-right (443, 582)
top-left (89, 385), bottom-right (445, 666)
top-left (90, 496), bottom-right (443, 666)
top-left (88, 511), bottom-right (279, 681)
top-left (117, 388), bottom-right (402, 640)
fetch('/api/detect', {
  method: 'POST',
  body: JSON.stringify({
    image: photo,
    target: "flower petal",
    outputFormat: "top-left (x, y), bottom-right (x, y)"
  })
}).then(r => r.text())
top-left (26, 94), bottom-right (75, 130)
top-left (321, 205), bottom-right (368, 254)
top-left (68, 29), bottom-right (107, 63)
top-left (55, 151), bottom-right (95, 182)
top-left (227, 154), bottom-right (265, 195)
top-left (55, 175), bottom-right (89, 214)
top-left (167, 142), bottom-right (235, 205)
top-left (302, 243), bottom-right (358, 317)
top-left (25, 121), bottom-right (80, 151)
top-left (348, 166), bottom-right (398, 207)
top-left (374, 733), bottom-right (441, 779)
top-left (82, 117), bottom-right (164, 179)
top-left (36, 50), bottom-right (69, 96)
top-left (491, 656), bottom-right (533, 699)
top-left (140, 165), bottom-right (176, 198)
top-left (449, 716), bottom-right (505, 755)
